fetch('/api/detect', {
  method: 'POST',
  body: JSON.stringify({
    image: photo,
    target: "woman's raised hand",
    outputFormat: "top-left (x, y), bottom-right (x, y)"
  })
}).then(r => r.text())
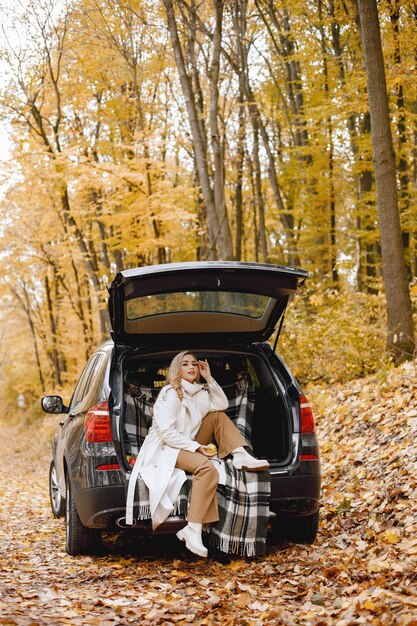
top-left (197, 359), bottom-right (213, 382)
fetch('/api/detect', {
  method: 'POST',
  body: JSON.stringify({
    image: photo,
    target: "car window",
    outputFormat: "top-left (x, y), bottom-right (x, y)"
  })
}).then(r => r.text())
top-left (126, 291), bottom-right (272, 320)
top-left (70, 359), bottom-right (94, 408)
top-left (70, 354), bottom-right (101, 411)
top-left (88, 352), bottom-right (110, 405)
top-left (82, 354), bottom-right (105, 403)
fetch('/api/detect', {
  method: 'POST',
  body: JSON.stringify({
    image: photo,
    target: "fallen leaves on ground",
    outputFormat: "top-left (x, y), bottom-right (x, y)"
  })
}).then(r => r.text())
top-left (1, 360), bottom-right (417, 625)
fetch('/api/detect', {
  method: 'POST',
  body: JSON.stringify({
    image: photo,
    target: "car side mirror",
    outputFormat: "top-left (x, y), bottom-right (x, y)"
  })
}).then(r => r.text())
top-left (41, 395), bottom-right (69, 414)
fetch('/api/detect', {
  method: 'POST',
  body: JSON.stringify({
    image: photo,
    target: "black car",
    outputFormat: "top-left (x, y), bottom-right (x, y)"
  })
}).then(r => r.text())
top-left (42, 261), bottom-right (321, 555)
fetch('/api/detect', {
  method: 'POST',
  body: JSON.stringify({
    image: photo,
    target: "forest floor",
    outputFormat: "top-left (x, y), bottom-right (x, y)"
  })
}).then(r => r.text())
top-left (1, 361), bottom-right (417, 626)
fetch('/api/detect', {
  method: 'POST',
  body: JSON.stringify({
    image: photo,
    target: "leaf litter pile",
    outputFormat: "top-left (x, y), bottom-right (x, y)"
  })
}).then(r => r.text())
top-left (1, 361), bottom-right (417, 625)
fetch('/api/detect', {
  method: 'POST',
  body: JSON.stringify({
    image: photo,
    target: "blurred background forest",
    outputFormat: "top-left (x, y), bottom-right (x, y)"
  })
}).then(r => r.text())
top-left (0, 0), bottom-right (416, 420)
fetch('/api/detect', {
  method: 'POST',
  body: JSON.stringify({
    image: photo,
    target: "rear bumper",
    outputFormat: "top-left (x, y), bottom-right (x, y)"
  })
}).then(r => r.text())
top-left (73, 469), bottom-right (321, 529)
top-left (73, 484), bottom-right (126, 528)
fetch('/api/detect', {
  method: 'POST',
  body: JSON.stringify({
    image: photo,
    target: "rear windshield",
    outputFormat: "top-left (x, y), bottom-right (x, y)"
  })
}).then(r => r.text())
top-left (126, 291), bottom-right (272, 320)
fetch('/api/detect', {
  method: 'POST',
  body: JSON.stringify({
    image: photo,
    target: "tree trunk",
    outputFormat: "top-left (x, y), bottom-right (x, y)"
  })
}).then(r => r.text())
top-left (357, 164), bottom-right (379, 294)
top-left (237, 33), bottom-right (298, 265)
top-left (44, 274), bottom-right (62, 387)
top-left (246, 153), bottom-right (259, 261)
top-left (389, 0), bottom-right (412, 279)
top-left (357, 0), bottom-right (415, 363)
top-left (233, 0), bottom-right (246, 261)
top-left (318, 0), bottom-right (338, 284)
top-left (252, 118), bottom-right (268, 262)
top-left (162, 0), bottom-right (233, 259)
top-left (60, 186), bottom-right (110, 340)
top-left (330, 10), bottom-right (380, 292)
top-left (209, 0), bottom-right (234, 259)
top-left (235, 83), bottom-right (245, 261)
top-left (11, 285), bottom-right (46, 392)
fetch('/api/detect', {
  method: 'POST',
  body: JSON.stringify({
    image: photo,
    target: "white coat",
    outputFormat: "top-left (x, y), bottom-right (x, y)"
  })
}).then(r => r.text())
top-left (127, 378), bottom-right (228, 528)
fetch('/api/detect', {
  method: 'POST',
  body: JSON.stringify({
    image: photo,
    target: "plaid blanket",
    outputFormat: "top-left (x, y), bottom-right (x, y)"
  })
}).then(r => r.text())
top-left (124, 384), bottom-right (156, 456)
top-left (123, 373), bottom-right (270, 557)
top-left (205, 460), bottom-right (270, 557)
top-left (126, 470), bottom-right (191, 521)
top-left (222, 372), bottom-right (255, 445)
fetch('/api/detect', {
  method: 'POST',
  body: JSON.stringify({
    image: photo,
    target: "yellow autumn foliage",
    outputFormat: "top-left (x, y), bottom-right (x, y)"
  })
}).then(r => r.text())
top-left (0, 0), bottom-right (416, 418)
top-left (279, 289), bottom-right (390, 385)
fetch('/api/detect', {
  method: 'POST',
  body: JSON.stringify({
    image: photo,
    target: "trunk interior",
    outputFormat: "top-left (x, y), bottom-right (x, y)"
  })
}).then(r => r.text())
top-left (120, 350), bottom-right (292, 466)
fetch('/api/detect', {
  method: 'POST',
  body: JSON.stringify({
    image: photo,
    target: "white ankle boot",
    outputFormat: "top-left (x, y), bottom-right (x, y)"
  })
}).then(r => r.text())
top-left (232, 447), bottom-right (270, 472)
top-left (176, 522), bottom-right (208, 558)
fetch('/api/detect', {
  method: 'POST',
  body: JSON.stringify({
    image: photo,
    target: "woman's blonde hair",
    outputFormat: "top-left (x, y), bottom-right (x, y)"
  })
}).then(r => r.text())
top-left (167, 350), bottom-right (199, 400)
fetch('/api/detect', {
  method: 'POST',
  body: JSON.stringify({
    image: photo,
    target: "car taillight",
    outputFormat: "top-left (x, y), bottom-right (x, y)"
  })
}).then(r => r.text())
top-left (95, 463), bottom-right (121, 471)
top-left (299, 395), bottom-right (315, 433)
top-left (84, 402), bottom-right (112, 442)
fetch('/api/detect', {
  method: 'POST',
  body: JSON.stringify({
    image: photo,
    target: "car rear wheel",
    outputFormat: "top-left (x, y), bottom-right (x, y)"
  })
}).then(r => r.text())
top-left (49, 461), bottom-right (65, 518)
top-left (65, 476), bottom-right (102, 555)
top-left (288, 509), bottom-right (319, 544)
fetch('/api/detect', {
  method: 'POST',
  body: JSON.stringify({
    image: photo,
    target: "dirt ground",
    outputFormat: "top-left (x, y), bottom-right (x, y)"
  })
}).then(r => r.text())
top-left (1, 361), bottom-right (417, 625)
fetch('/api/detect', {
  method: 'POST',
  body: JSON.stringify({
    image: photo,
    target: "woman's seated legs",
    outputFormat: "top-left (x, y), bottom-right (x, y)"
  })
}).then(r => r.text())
top-left (196, 411), bottom-right (270, 472)
top-left (195, 410), bottom-right (247, 459)
top-left (175, 450), bottom-right (219, 524)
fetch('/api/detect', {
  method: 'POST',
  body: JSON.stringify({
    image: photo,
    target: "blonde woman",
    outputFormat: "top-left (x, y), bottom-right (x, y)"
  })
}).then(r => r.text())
top-left (134, 351), bottom-right (269, 558)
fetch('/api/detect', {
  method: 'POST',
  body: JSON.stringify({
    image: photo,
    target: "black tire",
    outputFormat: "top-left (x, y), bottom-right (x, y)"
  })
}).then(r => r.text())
top-left (268, 517), bottom-right (285, 543)
top-left (65, 476), bottom-right (102, 555)
top-left (49, 460), bottom-right (65, 518)
top-left (288, 509), bottom-right (319, 544)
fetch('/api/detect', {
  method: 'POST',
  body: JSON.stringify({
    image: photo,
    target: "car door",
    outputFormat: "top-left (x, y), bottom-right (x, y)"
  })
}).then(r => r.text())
top-left (108, 261), bottom-right (308, 348)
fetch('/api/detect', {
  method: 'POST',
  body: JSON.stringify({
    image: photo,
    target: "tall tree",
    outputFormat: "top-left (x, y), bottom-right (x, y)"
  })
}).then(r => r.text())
top-left (388, 0), bottom-right (412, 279)
top-left (357, 0), bottom-right (415, 363)
top-left (161, 0), bottom-right (234, 260)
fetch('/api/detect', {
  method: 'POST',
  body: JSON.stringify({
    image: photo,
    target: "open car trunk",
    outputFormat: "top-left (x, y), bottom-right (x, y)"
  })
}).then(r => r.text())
top-left (108, 261), bottom-right (308, 349)
top-left (117, 349), bottom-right (293, 469)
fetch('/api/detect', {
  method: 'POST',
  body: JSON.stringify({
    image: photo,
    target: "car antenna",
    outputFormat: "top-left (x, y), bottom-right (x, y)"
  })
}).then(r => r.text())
top-left (272, 311), bottom-right (286, 353)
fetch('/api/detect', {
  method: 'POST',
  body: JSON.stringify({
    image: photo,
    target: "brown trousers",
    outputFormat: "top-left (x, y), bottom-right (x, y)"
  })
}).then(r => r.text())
top-left (175, 411), bottom-right (247, 524)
